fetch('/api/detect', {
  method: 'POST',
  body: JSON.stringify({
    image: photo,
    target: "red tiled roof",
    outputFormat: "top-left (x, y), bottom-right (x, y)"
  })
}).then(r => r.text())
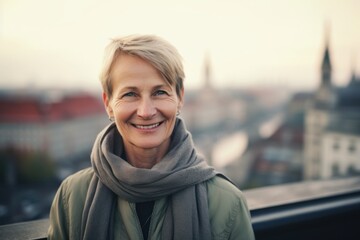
top-left (0, 93), bottom-right (106, 123)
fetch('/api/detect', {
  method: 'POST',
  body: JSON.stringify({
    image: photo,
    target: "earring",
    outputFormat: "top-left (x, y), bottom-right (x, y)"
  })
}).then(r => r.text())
top-left (109, 116), bottom-right (114, 122)
top-left (176, 110), bottom-right (181, 116)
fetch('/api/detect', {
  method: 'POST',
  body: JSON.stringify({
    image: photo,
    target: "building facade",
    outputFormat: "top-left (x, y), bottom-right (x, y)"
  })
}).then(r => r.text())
top-left (304, 32), bottom-right (360, 180)
top-left (0, 90), bottom-right (108, 162)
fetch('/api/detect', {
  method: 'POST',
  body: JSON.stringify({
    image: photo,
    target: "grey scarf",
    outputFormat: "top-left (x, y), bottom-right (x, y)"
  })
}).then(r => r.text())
top-left (81, 118), bottom-right (217, 240)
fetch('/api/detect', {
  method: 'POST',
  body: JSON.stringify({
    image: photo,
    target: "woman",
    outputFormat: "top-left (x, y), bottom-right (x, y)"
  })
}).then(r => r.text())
top-left (48, 34), bottom-right (255, 240)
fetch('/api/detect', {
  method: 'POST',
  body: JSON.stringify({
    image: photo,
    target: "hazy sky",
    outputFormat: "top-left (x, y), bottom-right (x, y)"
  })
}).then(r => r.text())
top-left (1, 0), bottom-right (360, 91)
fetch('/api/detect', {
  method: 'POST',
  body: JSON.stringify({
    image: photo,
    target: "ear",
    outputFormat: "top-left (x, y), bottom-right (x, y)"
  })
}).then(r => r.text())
top-left (102, 92), bottom-right (113, 117)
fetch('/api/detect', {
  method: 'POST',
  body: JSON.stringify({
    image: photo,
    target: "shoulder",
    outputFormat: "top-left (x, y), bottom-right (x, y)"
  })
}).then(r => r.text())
top-left (61, 167), bottom-right (94, 190)
top-left (206, 175), bottom-right (246, 203)
top-left (59, 167), bottom-right (94, 205)
top-left (206, 175), bottom-right (254, 239)
top-left (48, 168), bottom-right (95, 239)
top-left (62, 167), bottom-right (94, 185)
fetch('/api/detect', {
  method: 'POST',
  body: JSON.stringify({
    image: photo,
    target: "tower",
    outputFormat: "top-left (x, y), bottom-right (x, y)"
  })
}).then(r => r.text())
top-left (304, 25), bottom-right (337, 180)
top-left (314, 24), bottom-right (337, 107)
top-left (321, 25), bottom-right (332, 87)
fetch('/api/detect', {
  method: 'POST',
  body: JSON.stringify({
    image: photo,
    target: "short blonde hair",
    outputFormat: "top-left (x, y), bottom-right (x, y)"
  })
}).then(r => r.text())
top-left (99, 34), bottom-right (185, 99)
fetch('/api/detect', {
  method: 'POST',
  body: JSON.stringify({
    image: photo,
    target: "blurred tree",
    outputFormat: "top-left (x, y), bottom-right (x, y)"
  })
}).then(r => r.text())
top-left (17, 151), bottom-right (56, 184)
top-left (0, 148), bottom-right (56, 185)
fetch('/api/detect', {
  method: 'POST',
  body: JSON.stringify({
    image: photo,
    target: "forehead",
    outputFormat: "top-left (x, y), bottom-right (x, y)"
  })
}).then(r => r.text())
top-left (112, 54), bottom-right (156, 76)
top-left (110, 54), bottom-right (169, 88)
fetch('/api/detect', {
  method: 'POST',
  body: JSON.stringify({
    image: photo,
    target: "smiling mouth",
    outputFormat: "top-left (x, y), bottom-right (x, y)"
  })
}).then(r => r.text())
top-left (133, 122), bottom-right (162, 130)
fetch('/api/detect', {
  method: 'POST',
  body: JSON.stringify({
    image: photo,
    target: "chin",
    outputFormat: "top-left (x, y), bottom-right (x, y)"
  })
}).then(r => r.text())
top-left (133, 139), bottom-right (167, 149)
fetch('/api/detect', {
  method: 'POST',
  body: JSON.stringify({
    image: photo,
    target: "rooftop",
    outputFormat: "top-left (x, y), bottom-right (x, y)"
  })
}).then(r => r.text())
top-left (0, 91), bottom-right (105, 123)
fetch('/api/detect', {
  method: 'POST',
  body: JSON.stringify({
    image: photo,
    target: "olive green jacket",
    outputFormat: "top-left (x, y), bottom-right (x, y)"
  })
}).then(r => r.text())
top-left (48, 168), bottom-right (255, 240)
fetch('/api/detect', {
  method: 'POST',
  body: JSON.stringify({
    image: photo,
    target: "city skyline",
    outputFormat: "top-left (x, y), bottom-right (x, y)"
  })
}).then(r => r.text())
top-left (1, 0), bottom-right (360, 91)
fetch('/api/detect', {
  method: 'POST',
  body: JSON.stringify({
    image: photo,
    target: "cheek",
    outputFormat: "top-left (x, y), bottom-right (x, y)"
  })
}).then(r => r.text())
top-left (157, 101), bottom-right (178, 117)
top-left (112, 102), bottom-right (136, 120)
top-left (113, 105), bottom-right (134, 136)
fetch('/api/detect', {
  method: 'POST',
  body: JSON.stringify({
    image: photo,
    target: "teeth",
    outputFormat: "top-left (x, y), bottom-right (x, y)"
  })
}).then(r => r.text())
top-left (136, 123), bottom-right (160, 129)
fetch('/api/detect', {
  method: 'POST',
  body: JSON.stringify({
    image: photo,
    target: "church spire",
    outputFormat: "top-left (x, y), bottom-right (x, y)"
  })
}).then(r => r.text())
top-left (349, 59), bottom-right (360, 86)
top-left (321, 22), bottom-right (332, 86)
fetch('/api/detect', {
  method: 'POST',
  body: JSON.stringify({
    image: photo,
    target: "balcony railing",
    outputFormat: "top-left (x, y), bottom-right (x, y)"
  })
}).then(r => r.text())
top-left (247, 177), bottom-right (360, 240)
top-left (0, 177), bottom-right (360, 240)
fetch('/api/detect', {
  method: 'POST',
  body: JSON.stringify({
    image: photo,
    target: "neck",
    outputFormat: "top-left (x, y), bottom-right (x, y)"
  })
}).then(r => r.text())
top-left (124, 141), bottom-right (170, 169)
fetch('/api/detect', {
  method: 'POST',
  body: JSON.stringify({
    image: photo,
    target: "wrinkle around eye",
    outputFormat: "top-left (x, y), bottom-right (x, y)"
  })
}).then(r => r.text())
top-left (153, 90), bottom-right (169, 96)
top-left (124, 92), bottom-right (137, 97)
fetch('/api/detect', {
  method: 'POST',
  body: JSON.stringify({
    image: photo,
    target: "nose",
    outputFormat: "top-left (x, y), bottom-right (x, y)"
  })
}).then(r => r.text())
top-left (137, 97), bottom-right (156, 119)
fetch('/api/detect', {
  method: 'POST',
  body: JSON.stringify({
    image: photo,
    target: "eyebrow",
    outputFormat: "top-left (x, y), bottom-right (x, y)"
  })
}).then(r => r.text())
top-left (153, 84), bottom-right (172, 90)
top-left (120, 84), bottom-right (171, 92)
top-left (120, 86), bottom-right (138, 92)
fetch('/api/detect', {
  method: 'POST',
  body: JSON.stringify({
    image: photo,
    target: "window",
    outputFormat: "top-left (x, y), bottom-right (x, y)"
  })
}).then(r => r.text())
top-left (347, 166), bottom-right (358, 176)
top-left (332, 163), bottom-right (340, 177)
top-left (348, 140), bottom-right (356, 153)
top-left (333, 138), bottom-right (340, 151)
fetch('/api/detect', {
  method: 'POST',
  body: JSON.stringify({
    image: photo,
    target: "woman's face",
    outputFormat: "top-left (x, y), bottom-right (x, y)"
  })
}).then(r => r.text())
top-left (103, 54), bottom-right (183, 153)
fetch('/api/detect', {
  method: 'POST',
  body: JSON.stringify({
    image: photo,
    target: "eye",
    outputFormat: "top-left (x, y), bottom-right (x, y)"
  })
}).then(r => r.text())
top-left (122, 92), bottom-right (137, 98)
top-left (154, 90), bottom-right (168, 96)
